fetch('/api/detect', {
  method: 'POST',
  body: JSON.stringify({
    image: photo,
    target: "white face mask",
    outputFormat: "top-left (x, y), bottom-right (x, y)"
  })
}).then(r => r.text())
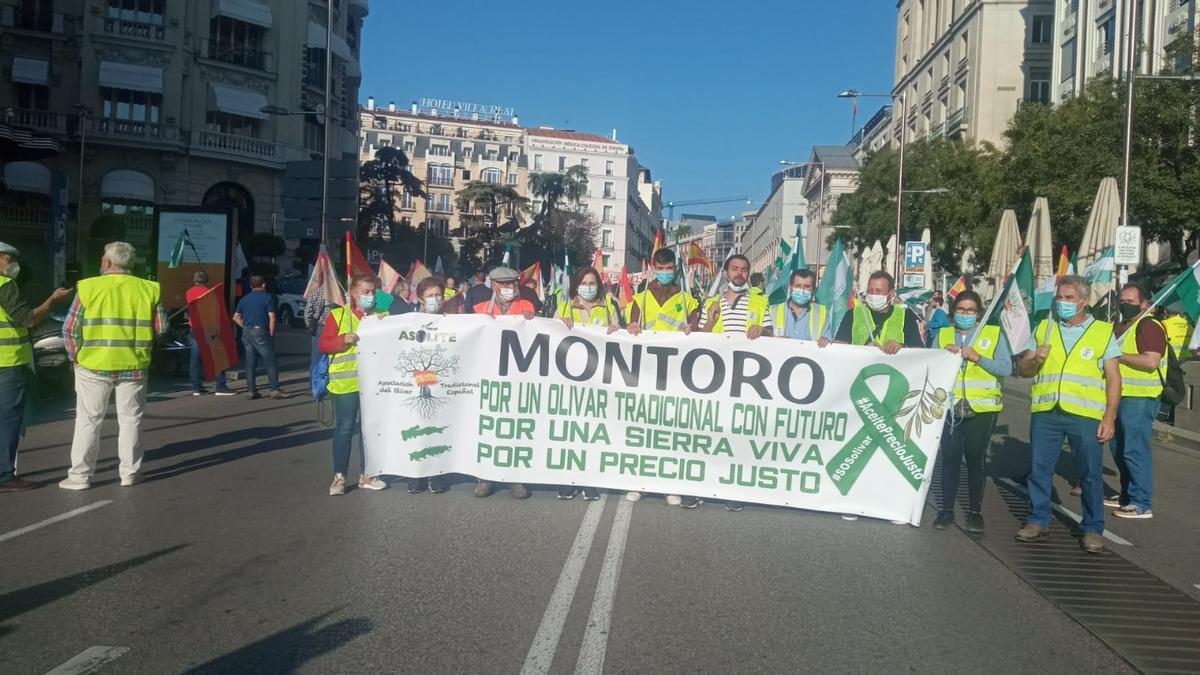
top-left (864, 294), bottom-right (891, 311)
top-left (423, 296), bottom-right (442, 312)
top-left (498, 287), bottom-right (517, 302)
top-left (1, 261), bottom-right (20, 279)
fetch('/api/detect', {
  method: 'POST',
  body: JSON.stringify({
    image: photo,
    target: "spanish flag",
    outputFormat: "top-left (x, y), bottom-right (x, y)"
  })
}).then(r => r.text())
top-left (686, 242), bottom-right (712, 272)
top-left (651, 229), bottom-right (664, 258)
top-left (187, 283), bottom-right (238, 382)
top-left (1055, 245), bottom-right (1070, 279)
top-left (948, 275), bottom-right (969, 300)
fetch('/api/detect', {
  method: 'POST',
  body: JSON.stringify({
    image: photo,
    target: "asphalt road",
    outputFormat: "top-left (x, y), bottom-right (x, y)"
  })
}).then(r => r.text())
top-left (7, 363), bottom-right (1193, 673)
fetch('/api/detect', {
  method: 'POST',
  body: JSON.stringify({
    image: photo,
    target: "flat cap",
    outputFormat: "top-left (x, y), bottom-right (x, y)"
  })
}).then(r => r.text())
top-left (0, 242), bottom-right (19, 258)
top-left (488, 266), bottom-right (519, 282)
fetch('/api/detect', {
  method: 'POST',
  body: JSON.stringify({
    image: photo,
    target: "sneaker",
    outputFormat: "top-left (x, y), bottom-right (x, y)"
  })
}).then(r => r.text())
top-left (932, 511), bottom-right (954, 530)
top-left (511, 483), bottom-right (530, 499)
top-left (191, 390), bottom-right (206, 396)
top-left (581, 488), bottom-right (601, 501)
top-left (1112, 505), bottom-right (1153, 519)
top-left (679, 496), bottom-right (702, 509)
top-left (58, 477), bottom-right (90, 491)
top-left (665, 494), bottom-right (682, 506)
top-left (1102, 496), bottom-right (1124, 508)
top-left (474, 481), bottom-right (493, 498)
top-left (840, 514), bottom-right (860, 521)
top-left (214, 388), bottom-right (236, 397)
top-left (724, 501), bottom-right (744, 512)
top-left (1014, 523), bottom-right (1049, 542)
top-left (120, 474), bottom-right (144, 487)
top-left (428, 477), bottom-right (448, 494)
top-left (557, 487), bottom-right (578, 500)
top-left (624, 491), bottom-right (642, 502)
top-left (965, 512), bottom-right (985, 534)
top-left (358, 475), bottom-right (387, 491)
top-left (247, 392), bottom-right (262, 400)
top-left (329, 474), bottom-right (346, 496)
top-left (1069, 486), bottom-right (1082, 497)
top-left (1080, 532), bottom-right (1105, 554)
top-left (270, 390), bottom-right (289, 400)
top-left (406, 478), bottom-right (425, 494)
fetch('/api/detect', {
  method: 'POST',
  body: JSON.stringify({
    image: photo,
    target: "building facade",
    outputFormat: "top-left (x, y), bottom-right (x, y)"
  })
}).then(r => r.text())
top-left (359, 100), bottom-right (526, 238)
top-left (892, 0), bottom-right (1053, 148)
top-left (803, 145), bottom-right (861, 269)
top-left (1052, 0), bottom-right (1198, 103)
top-left (849, 104), bottom-right (894, 163)
top-left (743, 167), bottom-right (808, 276)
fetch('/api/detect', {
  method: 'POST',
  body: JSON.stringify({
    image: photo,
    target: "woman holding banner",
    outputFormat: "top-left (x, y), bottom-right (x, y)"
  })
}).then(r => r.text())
top-left (404, 276), bottom-right (454, 494)
top-left (933, 290), bottom-right (1012, 534)
top-left (554, 266), bottom-right (620, 501)
top-left (319, 274), bottom-right (390, 496)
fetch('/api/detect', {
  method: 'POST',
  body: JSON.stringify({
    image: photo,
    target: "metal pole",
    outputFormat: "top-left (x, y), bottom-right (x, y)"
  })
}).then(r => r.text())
top-left (894, 93), bottom-right (908, 280)
top-left (1119, 0), bottom-right (1137, 229)
top-left (423, 223), bottom-right (429, 262)
top-left (818, 161), bottom-right (826, 274)
top-left (75, 106), bottom-right (86, 259)
top-left (321, 0), bottom-right (333, 245)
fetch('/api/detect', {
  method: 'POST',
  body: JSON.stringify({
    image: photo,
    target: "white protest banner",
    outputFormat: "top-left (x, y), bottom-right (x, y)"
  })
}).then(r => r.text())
top-left (357, 315), bottom-right (961, 524)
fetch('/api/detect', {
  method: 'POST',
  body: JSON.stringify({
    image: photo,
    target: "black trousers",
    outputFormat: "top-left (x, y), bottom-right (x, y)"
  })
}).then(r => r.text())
top-left (938, 412), bottom-right (997, 514)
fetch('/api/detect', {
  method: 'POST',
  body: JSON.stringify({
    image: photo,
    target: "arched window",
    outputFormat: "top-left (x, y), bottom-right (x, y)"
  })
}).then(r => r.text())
top-left (481, 168), bottom-right (502, 184)
top-left (203, 181), bottom-right (255, 244)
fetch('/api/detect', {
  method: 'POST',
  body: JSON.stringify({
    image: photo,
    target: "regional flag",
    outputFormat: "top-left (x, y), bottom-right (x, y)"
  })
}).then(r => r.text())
top-left (168, 228), bottom-right (197, 269)
top-left (1152, 259), bottom-right (1200, 322)
top-left (187, 283), bottom-right (238, 381)
top-left (979, 247), bottom-right (1033, 355)
top-left (814, 238), bottom-right (856, 334)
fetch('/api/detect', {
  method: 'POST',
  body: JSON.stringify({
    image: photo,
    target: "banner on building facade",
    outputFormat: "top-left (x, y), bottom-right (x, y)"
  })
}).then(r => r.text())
top-left (358, 315), bottom-right (961, 524)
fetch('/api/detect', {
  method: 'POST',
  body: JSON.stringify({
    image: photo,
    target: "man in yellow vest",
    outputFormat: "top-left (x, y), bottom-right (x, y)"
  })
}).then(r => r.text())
top-left (833, 271), bottom-right (923, 352)
top-left (0, 242), bottom-right (72, 492)
top-left (772, 269), bottom-right (832, 345)
top-left (60, 242), bottom-right (166, 490)
top-left (1161, 310), bottom-right (1190, 362)
top-left (1016, 275), bottom-right (1121, 553)
top-left (700, 254), bottom-right (771, 341)
top-left (1107, 283), bottom-right (1166, 520)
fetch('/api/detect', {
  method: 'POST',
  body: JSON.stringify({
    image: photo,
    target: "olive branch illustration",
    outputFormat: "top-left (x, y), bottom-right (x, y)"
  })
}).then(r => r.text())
top-left (896, 369), bottom-right (948, 440)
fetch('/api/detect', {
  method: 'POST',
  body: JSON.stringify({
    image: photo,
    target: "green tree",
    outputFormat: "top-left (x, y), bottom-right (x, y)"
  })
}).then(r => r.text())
top-left (455, 182), bottom-right (530, 232)
top-left (528, 165), bottom-right (589, 225)
top-left (358, 146), bottom-right (426, 241)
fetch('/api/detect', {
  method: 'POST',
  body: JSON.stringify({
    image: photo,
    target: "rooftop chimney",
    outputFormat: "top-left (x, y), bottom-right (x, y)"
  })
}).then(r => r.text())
top-left (471, 112), bottom-right (479, 121)
top-left (367, 96), bottom-right (375, 109)
top-left (410, 101), bottom-right (418, 114)
top-left (611, 129), bottom-right (618, 141)
top-left (387, 100), bottom-right (396, 112)
top-left (430, 108), bottom-right (438, 117)
top-left (512, 114), bottom-right (519, 126)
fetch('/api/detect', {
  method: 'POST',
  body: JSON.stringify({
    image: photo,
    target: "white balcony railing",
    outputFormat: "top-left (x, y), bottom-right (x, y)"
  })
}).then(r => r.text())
top-left (191, 130), bottom-right (278, 161)
top-left (98, 15), bottom-right (165, 42)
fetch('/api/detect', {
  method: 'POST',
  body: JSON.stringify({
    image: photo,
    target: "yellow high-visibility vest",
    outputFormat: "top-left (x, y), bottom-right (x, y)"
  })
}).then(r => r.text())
top-left (1030, 319), bottom-right (1113, 420)
top-left (326, 306), bottom-right (385, 395)
top-left (76, 274), bottom-right (159, 371)
top-left (773, 302), bottom-right (828, 339)
top-left (1162, 314), bottom-right (1191, 361)
top-left (1119, 317), bottom-right (1167, 399)
top-left (626, 287), bottom-right (697, 332)
top-left (0, 276), bottom-right (32, 367)
top-left (557, 297), bottom-right (620, 326)
top-left (937, 325), bottom-right (1004, 413)
top-left (702, 292), bottom-right (769, 334)
top-left (850, 304), bottom-right (907, 346)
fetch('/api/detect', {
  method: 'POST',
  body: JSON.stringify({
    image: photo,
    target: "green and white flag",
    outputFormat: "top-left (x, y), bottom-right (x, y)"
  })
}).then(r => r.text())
top-left (767, 225), bottom-right (807, 304)
top-left (814, 238), bottom-right (855, 335)
top-left (1082, 246), bottom-right (1115, 307)
top-left (1151, 259), bottom-right (1200, 322)
top-left (978, 247), bottom-right (1033, 354)
top-left (168, 228), bottom-right (193, 269)
top-left (897, 287), bottom-right (933, 313)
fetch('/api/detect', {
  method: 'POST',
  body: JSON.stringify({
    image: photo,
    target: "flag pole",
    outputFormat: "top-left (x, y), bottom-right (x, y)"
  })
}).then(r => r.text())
top-left (345, 230), bottom-right (352, 292)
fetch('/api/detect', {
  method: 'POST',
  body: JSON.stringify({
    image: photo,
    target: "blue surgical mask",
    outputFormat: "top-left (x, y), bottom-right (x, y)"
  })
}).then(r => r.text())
top-left (655, 271), bottom-right (675, 285)
top-left (358, 293), bottom-right (376, 310)
top-left (578, 285), bottom-right (598, 300)
top-left (1055, 300), bottom-right (1079, 322)
top-left (728, 282), bottom-right (749, 292)
top-left (953, 313), bottom-right (977, 330)
top-left (790, 289), bottom-right (812, 305)
top-left (423, 296), bottom-right (442, 313)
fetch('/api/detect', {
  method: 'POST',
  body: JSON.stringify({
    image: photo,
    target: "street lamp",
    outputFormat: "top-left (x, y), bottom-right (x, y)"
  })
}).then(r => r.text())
top-left (839, 89), bottom-right (908, 279)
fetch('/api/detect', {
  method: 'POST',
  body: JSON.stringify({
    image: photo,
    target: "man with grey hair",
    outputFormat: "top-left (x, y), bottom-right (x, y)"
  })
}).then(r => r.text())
top-left (60, 242), bottom-right (167, 490)
top-left (186, 270), bottom-right (234, 396)
top-left (1016, 274), bottom-right (1121, 553)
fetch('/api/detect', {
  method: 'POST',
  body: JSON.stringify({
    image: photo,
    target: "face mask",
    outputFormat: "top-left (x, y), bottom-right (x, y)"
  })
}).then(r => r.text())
top-left (1, 261), bottom-right (19, 279)
top-left (790, 289), bottom-right (812, 305)
top-left (655, 271), bottom-right (675, 285)
top-left (1118, 303), bottom-right (1141, 321)
top-left (498, 287), bottom-right (517, 302)
top-left (357, 293), bottom-right (376, 310)
top-left (954, 313), bottom-right (977, 330)
top-left (728, 282), bottom-right (749, 293)
top-left (864, 294), bottom-right (890, 312)
top-left (1055, 300), bottom-right (1079, 322)
top-left (424, 296), bottom-right (442, 312)
top-left (578, 285), bottom-right (598, 300)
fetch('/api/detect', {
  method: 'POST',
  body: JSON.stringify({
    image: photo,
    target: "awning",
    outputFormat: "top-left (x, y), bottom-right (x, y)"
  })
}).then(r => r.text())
top-left (208, 83), bottom-right (269, 120)
top-left (0, 123), bottom-right (59, 160)
top-left (306, 21), bottom-right (354, 61)
top-left (3, 162), bottom-right (51, 195)
top-left (12, 57), bottom-right (49, 85)
top-left (98, 61), bottom-right (163, 94)
top-left (212, 0), bottom-right (272, 28)
top-left (101, 170), bottom-right (155, 202)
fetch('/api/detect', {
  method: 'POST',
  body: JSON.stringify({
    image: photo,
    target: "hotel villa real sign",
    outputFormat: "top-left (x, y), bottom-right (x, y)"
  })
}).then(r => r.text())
top-left (418, 97), bottom-right (514, 119)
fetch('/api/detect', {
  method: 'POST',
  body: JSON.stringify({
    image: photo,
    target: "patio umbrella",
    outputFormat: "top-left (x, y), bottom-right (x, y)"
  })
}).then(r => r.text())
top-left (920, 228), bottom-right (932, 291)
top-left (884, 234), bottom-right (898, 283)
top-left (1078, 177), bottom-right (1121, 306)
top-left (1025, 197), bottom-right (1053, 284)
top-left (986, 209), bottom-right (1021, 283)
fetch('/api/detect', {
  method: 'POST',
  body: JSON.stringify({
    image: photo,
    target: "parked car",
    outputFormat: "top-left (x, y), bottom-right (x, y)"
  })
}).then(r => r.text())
top-left (276, 277), bottom-right (307, 328)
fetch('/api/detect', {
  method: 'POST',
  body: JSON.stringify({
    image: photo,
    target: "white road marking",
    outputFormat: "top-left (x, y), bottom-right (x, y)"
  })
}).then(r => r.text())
top-left (0, 500), bottom-right (113, 544)
top-left (45, 646), bottom-right (130, 674)
top-left (520, 495), bottom-right (608, 675)
top-left (575, 497), bottom-right (634, 675)
top-left (997, 479), bottom-right (1132, 546)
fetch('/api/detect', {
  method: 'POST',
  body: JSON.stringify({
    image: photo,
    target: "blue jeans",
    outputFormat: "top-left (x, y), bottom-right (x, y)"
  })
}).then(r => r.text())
top-left (331, 391), bottom-right (364, 475)
top-left (189, 335), bottom-right (228, 392)
top-left (0, 365), bottom-right (27, 480)
top-left (241, 326), bottom-right (278, 394)
top-left (1029, 409), bottom-right (1105, 534)
top-left (1111, 397), bottom-right (1159, 510)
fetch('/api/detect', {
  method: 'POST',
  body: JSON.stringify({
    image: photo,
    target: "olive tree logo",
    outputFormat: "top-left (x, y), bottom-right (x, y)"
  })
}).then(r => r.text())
top-left (394, 346), bottom-right (459, 419)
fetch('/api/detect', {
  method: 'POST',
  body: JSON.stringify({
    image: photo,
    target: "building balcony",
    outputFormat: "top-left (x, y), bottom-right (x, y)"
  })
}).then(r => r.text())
top-left (97, 15), bottom-right (166, 43)
top-left (0, 205), bottom-right (50, 226)
top-left (957, 56), bottom-right (969, 76)
top-left (1092, 52), bottom-right (1112, 76)
top-left (0, 5), bottom-right (65, 34)
top-left (929, 124), bottom-right (945, 140)
top-left (946, 107), bottom-right (968, 136)
top-left (206, 40), bottom-right (271, 72)
top-left (1167, 3), bottom-right (1191, 36)
top-left (86, 117), bottom-right (183, 148)
top-left (189, 130), bottom-right (284, 166)
top-left (8, 108), bottom-right (67, 135)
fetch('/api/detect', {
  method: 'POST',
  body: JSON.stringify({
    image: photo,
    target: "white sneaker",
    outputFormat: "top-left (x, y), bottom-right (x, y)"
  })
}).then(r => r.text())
top-left (358, 475), bottom-right (387, 491)
top-left (1102, 496), bottom-right (1123, 508)
top-left (840, 514), bottom-right (859, 521)
top-left (329, 473), bottom-right (346, 496)
top-left (120, 474), bottom-right (144, 487)
top-left (624, 491), bottom-right (642, 502)
top-left (58, 477), bottom-right (90, 491)
top-left (665, 494), bottom-right (682, 506)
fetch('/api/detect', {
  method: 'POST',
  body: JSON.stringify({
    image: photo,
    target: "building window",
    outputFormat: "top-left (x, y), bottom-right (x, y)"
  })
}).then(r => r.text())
top-left (580, 158), bottom-right (589, 170)
top-left (100, 86), bottom-right (162, 123)
top-left (427, 193), bottom-right (452, 213)
top-left (941, 51), bottom-right (950, 77)
top-left (603, 182), bottom-right (614, 199)
top-left (601, 229), bottom-right (614, 248)
top-left (15, 83), bottom-right (49, 110)
top-left (602, 205), bottom-right (614, 223)
top-left (427, 165), bottom-right (454, 187)
top-left (303, 47), bottom-right (326, 88)
top-left (509, 151), bottom-right (519, 162)
top-left (1101, 17), bottom-right (1115, 55)
top-left (462, 170), bottom-right (471, 180)
top-left (602, 254), bottom-right (611, 269)
top-left (1031, 15), bottom-right (1053, 44)
top-left (17, 0), bottom-right (54, 31)
top-left (404, 141), bottom-right (414, 153)
top-left (1061, 39), bottom-right (1077, 80)
top-left (482, 168), bottom-right (502, 184)
top-left (959, 30), bottom-right (968, 61)
top-left (1029, 68), bottom-right (1051, 104)
top-left (106, 0), bottom-right (164, 25)
top-left (534, 154), bottom-right (543, 171)
top-left (605, 160), bottom-right (614, 176)
top-left (558, 156), bottom-right (566, 171)
top-left (206, 111), bottom-right (260, 137)
top-left (209, 16), bottom-right (265, 70)
top-left (429, 217), bottom-right (450, 236)
top-left (429, 145), bottom-right (449, 157)
top-left (401, 192), bottom-right (414, 209)
top-left (508, 173), bottom-right (518, 185)
top-left (304, 117), bottom-right (323, 152)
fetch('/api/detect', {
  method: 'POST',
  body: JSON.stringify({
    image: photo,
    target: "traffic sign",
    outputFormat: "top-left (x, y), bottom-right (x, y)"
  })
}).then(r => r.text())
top-left (904, 241), bottom-right (927, 274)
top-left (903, 273), bottom-right (925, 288)
top-left (1114, 226), bottom-right (1141, 265)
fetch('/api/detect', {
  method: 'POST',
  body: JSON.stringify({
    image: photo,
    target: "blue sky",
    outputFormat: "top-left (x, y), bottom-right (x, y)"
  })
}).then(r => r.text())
top-left (359, 1), bottom-right (896, 221)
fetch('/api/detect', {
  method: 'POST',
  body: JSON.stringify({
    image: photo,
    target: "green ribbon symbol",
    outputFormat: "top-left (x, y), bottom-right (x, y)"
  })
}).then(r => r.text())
top-left (826, 364), bottom-right (929, 495)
